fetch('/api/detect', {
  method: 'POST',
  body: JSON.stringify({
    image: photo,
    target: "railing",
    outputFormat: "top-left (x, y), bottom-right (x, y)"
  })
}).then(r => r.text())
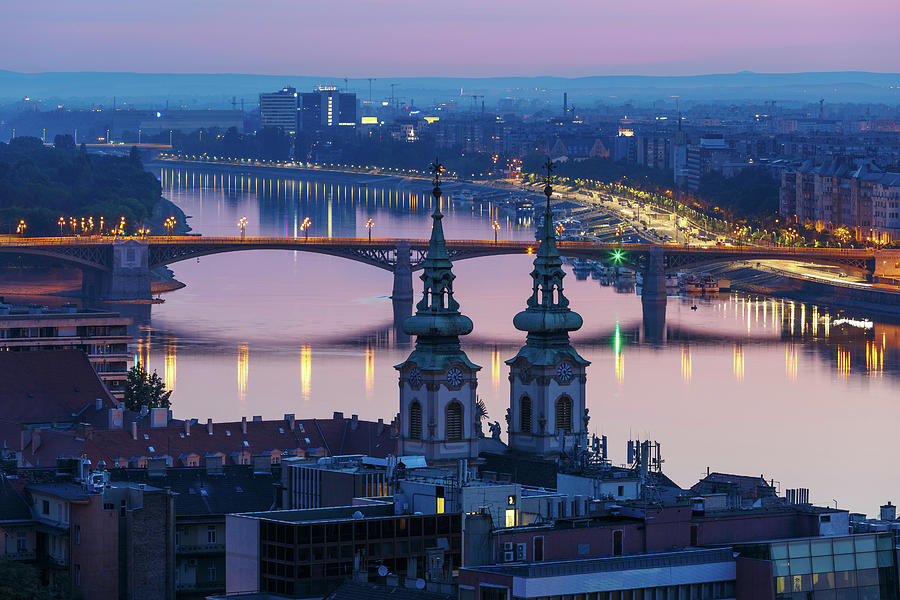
top-left (177, 542), bottom-right (226, 554)
top-left (4, 550), bottom-right (36, 560)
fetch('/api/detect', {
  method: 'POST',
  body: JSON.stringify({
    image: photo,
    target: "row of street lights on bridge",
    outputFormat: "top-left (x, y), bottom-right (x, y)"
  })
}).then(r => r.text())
top-left (234, 216), bottom-right (378, 241)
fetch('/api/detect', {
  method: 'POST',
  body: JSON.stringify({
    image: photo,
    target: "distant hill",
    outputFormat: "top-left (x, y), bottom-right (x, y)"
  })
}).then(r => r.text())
top-left (0, 70), bottom-right (898, 108)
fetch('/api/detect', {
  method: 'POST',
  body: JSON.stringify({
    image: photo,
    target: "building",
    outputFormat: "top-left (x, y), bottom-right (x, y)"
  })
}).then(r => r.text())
top-left (259, 87), bottom-right (299, 135)
top-left (137, 110), bottom-right (245, 135)
top-left (281, 454), bottom-right (391, 510)
top-left (0, 303), bottom-right (132, 398)
top-left (300, 86), bottom-right (357, 131)
top-left (110, 464), bottom-right (280, 599)
top-left (1, 459), bottom-right (176, 600)
top-left (506, 169), bottom-right (590, 456)
top-left (395, 175), bottom-right (481, 462)
top-left (226, 504), bottom-right (462, 598)
top-left (460, 548), bottom-right (737, 600)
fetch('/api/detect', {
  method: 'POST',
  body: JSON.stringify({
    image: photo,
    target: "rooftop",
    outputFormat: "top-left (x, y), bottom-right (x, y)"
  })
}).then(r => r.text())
top-left (235, 503), bottom-right (396, 524)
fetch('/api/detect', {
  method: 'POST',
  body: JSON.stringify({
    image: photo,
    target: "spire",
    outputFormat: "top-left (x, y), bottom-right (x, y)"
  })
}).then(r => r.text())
top-left (511, 158), bottom-right (583, 340)
top-left (402, 159), bottom-right (474, 343)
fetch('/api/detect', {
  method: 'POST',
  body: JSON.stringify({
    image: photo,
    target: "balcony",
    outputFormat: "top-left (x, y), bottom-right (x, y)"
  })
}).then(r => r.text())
top-left (5, 550), bottom-right (36, 561)
top-left (176, 542), bottom-right (225, 555)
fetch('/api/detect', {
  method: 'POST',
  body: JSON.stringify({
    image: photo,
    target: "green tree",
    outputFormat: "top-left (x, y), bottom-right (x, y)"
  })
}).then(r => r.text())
top-left (0, 557), bottom-right (54, 600)
top-left (123, 363), bottom-right (172, 411)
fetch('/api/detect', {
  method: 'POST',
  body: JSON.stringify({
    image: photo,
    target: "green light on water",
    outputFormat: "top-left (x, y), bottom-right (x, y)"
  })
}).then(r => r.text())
top-left (613, 322), bottom-right (621, 355)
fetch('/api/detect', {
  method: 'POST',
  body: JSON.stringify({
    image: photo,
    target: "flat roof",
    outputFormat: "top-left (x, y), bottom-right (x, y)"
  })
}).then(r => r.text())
top-left (233, 503), bottom-right (398, 524)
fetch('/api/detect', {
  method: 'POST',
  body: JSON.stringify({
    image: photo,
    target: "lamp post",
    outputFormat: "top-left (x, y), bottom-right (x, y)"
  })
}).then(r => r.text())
top-left (16, 220), bottom-right (26, 236)
top-left (492, 220), bottom-right (500, 244)
top-left (300, 217), bottom-right (311, 240)
top-left (238, 216), bottom-right (248, 239)
top-left (365, 218), bottom-right (374, 242)
top-left (164, 216), bottom-right (175, 237)
top-left (58, 217), bottom-right (65, 236)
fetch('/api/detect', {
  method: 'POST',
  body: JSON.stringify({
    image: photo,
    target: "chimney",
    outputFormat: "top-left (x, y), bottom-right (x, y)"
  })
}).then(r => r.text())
top-left (150, 407), bottom-right (168, 428)
top-left (108, 408), bottom-right (124, 429)
top-left (241, 417), bottom-right (247, 434)
top-left (284, 414), bottom-right (295, 431)
top-left (75, 423), bottom-right (93, 441)
top-left (184, 420), bottom-right (191, 436)
top-left (95, 397), bottom-right (104, 411)
top-left (333, 411), bottom-right (344, 420)
top-left (207, 418), bottom-right (213, 435)
top-left (252, 415), bottom-right (262, 422)
top-left (350, 414), bottom-right (359, 431)
top-left (131, 421), bottom-right (138, 441)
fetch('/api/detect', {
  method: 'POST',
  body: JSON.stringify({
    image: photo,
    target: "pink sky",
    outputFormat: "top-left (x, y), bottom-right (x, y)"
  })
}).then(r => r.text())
top-left (4, 0), bottom-right (899, 76)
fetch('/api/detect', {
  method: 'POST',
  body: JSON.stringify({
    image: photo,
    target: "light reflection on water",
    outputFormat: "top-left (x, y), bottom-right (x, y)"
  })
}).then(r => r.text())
top-left (143, 166), bottom-right (900, 515)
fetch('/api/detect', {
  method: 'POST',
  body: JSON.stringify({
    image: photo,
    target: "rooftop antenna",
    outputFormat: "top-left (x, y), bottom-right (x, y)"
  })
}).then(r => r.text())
top-left (819, 99), bottom-right (824, 120)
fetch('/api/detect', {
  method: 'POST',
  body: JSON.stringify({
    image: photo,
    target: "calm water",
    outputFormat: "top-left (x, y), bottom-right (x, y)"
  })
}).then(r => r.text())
top-left (133, 166), bottom-right (900, 515)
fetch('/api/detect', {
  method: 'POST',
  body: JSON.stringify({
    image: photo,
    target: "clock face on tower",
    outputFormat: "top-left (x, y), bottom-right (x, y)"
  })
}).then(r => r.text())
top-left (408, 368), bottom-right (422, 387)
top-left (446, 367), bottom-right (464, 387)
top-left (556, 361), bottom-right (574, 383)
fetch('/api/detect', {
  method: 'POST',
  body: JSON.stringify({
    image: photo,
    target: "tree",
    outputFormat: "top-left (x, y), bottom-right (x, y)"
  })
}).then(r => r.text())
top-left (123, 363), bottom-right (172, 411)
top-left (0, 558), bottom-right (54, 600)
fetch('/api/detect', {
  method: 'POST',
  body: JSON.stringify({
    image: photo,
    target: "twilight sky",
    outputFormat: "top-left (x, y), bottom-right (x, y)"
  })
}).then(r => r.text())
top-left (4, 0), bottom-right (898, 76)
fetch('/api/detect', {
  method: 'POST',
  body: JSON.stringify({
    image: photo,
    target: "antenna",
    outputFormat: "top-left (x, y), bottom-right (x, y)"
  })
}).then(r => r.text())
top-left (344, 77), bottom-right (349, 93)
top-left (367, 78), bottom-right (376, 102)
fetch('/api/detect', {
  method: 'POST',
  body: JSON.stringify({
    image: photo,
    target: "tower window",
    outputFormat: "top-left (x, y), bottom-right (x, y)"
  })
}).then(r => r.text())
top-left (555, 396), bottom-right (573, 434)
top-left (446, 402), bottom-right (463, 441)
top-left (409, 401), bottom-right (422, 440)
top-left (520, 396), bottom-right (532, 433)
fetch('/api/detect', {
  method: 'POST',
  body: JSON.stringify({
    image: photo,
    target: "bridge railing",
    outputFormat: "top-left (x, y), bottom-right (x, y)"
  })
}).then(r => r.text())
top-left (0, 235), bottom-right (879, 259)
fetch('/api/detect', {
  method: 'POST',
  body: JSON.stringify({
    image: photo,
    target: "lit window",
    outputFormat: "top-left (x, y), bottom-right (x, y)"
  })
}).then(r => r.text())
top-left (436, 497), bottom-right (445, 514)
top-left (505, 509), bottom-right (517, 528)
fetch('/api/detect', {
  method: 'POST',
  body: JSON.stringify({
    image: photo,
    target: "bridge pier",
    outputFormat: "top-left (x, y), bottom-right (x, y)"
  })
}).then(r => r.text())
top-left (391, 241), bottom-right (414, 303)
top-left (82, 240), bottom-right (152, 301)
top-left (640, 246), bottom-right (667, 343)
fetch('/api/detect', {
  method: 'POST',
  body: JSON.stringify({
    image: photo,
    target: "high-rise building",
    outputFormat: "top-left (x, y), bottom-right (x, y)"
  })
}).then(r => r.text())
top-left (395, 171), bottom-right (481, 462)
top-left (259, 87), bottom-right (299, 135)
top-left (300, 86), bottom-right (357, 131)
top-left (506, 170), bottom-right (590, 456)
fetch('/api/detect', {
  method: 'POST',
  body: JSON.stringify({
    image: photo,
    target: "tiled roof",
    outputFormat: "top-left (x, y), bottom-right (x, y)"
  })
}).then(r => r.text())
top-left (0, 475), bottom-right (31, 522)
top-left (691, 472), bottom-right (773, 501)
top-left (39, 416), bottom-right (397, 469)
top-left (0, 350), bottom-right (117, 426)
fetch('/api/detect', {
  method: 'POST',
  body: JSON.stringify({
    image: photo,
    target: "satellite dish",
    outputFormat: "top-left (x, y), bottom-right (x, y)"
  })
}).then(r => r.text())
top-left (352, 511), bottom-right (364, 520)
top-left (377, 565), bottom-right (388, 577)
top-left (415, 579), bottom-right (426, 590)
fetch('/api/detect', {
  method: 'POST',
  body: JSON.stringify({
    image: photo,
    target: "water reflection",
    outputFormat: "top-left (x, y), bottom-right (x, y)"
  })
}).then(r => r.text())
top-left (237, 343), bottom-right (249, 410)
top-left (164, 338), bottom-right (177, 393)
top-left (300, 344), bottom-right (312, 402)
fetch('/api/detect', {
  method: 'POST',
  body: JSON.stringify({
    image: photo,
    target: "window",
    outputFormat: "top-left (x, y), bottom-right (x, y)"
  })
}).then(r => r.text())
top-left (409, 401), bottom-right (422, 440)
top-left (436, 486), bottom-right (445, 514)
top-left (75, 564), bottom-right (81, 586)
top-left (75, 525), bottom-right (81, 545)
top-left (520, 396), bottom-right (532, 433)
top-left (555, 396), bottom-right (572, 433)
top-left (42, 500), bottom-right (49, 515)
top-left (207, 525), bottom-right (217, 544)
top-left (533, 536), bottom-right (544, 562)
top-left (208, 566), bottom-right (217, 582)
top-left (613, 530), bottom-right (624, 556)
top-left (16, 533), bottom-right (26, 552)
top-left (505, 509), bottom-right (517, 528)
top-left (617, 485), bottom-right (624, 497)
top-left (446, 402), bottom-right (463, 441)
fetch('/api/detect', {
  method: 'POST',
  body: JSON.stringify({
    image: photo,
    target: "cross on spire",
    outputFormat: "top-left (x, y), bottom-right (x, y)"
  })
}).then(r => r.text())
top-left (542, 158), bottom-right (555, 210)
top-left (431, 158), bottom-right (444, 188)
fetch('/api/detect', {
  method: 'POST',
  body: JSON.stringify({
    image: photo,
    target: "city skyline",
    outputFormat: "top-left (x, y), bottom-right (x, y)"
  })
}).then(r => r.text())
top-left (4, 0), bottom-right (899, 77)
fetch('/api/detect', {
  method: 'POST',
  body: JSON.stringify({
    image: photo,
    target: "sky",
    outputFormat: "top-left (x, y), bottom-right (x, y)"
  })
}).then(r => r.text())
top-left (3, 0), bottom-right (899, 77)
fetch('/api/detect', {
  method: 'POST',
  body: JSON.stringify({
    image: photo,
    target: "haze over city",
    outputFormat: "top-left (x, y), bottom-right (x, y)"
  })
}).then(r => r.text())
top-left (2, 1), bottom-right (900, 599)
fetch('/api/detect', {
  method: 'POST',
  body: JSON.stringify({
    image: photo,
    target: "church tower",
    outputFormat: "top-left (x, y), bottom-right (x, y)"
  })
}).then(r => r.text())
top-left (506, 160), bottom-right (590, 456)
top-left (396, 161), bottom-right (481, 461)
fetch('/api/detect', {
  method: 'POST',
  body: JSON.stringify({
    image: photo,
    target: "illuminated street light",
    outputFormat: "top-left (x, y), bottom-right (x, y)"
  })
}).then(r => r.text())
top-left (16, 219), bottom-right (27, 236)
top-left (164, 216), bottom-right (175, 236)
top-left (300, 217), bottom-right (311, 240)
top-left (238, 216), bottom-right (248, 239)
top-left (492, 220), bottom-right (501, 244)
top-left (57, 216), bottom-right (65, 236)
top-left (365, 218), bottom-right (374, 242)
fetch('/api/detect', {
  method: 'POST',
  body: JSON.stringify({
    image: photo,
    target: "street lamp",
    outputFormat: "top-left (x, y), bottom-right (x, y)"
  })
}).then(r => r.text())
top-left (58, 216), bottom-right (65, 236)
top-left (365, 218), bottom-right (374, 242)
top-left (492, 220), bottom-right (500, 244)
top-left (164, 216), bottom-right (175, 236)
top-left (16, 219), bottom-right (26, 236)
top-left (238, 216), bottom-right (248, 239)
top-left (300, 217), bottom-right (311, 240)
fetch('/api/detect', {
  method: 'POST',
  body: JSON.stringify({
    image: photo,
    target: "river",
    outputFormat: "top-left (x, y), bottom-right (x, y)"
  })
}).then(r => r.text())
top-left (42, 164), bottom-right (900, 515)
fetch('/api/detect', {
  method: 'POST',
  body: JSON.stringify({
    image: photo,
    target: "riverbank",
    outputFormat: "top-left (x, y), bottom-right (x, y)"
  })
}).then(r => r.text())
top-left (704, 262), bottom-right (900, 320)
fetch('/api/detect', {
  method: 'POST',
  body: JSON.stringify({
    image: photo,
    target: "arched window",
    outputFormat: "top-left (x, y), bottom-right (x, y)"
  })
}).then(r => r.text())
top-left (520, 396), bottom-right (532, 434)
top-left (446, 402), bottom-right (463, 441)
top-left (409, 401), bottom-right (422, 440)
top-left (555, 396), bottom-right (573, 434)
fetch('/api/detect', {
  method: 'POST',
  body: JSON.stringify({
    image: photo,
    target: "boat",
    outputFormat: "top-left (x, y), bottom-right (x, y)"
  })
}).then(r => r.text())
top-left (572, 258), bottom-right (592, 280)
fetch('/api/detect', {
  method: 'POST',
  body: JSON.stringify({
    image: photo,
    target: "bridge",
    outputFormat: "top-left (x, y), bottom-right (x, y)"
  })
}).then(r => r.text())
top-left (0, 236), bottom-right (891, 304)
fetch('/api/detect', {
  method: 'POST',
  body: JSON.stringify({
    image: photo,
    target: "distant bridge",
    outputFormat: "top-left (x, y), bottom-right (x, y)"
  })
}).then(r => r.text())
top-left (0, 236), bottom-right (891, 305)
